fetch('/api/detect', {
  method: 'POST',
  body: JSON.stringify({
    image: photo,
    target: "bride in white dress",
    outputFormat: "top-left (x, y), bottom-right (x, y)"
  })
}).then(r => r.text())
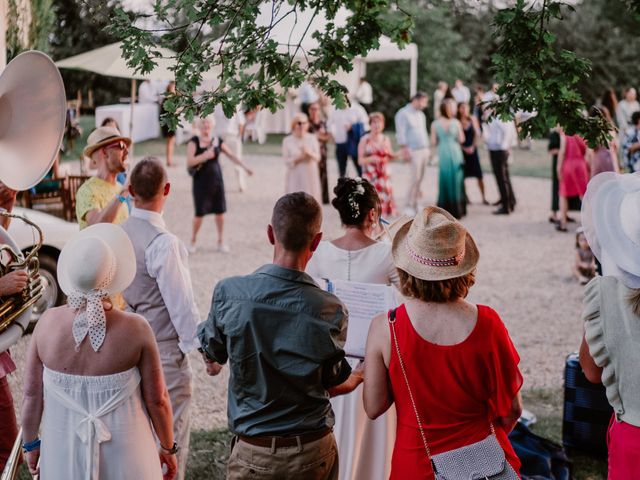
top-left (307, 177), bottom-right (400, 480)
top-left (21, 224), bottom-right (177, 479)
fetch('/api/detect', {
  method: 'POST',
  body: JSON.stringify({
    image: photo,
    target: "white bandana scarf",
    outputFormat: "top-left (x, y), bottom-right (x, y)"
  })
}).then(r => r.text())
top-left (69, 289), bottom-right (109, 352)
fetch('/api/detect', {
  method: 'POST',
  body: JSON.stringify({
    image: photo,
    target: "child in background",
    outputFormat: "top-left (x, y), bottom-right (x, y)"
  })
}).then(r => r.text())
top-left (574, 227), bottom-right (596, 284)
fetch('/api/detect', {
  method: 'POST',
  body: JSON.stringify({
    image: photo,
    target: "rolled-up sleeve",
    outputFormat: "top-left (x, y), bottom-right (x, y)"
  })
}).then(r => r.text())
top-left (197, 286), bottom-right (229, 364)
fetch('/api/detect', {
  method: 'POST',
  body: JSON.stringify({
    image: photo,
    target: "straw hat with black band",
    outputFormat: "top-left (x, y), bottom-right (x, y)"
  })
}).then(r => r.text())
top-left (82, 126), bottom-right (132, 159)
top-left (392, 206), bottom-right (479, 281)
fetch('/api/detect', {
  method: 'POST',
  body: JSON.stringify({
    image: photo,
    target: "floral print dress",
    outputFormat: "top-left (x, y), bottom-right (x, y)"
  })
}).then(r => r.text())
top-left (362, 135), bottom-right (396, 216)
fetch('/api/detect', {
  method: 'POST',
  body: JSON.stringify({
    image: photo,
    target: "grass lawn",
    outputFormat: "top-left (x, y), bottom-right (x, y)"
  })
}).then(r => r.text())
top-left (64, 116), bottom-right (553, 179)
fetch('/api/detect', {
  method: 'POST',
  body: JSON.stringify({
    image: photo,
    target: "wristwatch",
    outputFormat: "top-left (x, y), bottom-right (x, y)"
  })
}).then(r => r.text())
top-left (160, 442), bottom-right (179, 455)
top-left (198, 347), bottom-right (212, 361)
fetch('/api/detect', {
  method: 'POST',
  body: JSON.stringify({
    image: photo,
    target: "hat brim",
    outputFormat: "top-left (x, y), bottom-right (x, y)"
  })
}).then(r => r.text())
top-left (57, 223), bottom-right (136, 297)
top-left (583, 172), bottom-right (640, 287)
top-left (82, 135), bottom-right (132, 159)
top-left (391, 214), bottom-right (480, 281)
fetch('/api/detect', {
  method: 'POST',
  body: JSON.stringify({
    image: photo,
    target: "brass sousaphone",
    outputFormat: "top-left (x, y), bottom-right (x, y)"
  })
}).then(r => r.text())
top-left (0, 51), bottom-right (66, 352)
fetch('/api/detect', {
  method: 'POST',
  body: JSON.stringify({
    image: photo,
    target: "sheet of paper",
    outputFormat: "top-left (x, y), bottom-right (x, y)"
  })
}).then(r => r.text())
top-left (329, 279), bottom-right (398, 358)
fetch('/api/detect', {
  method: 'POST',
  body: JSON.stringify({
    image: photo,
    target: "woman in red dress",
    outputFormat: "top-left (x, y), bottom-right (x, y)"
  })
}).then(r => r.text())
top-left (364, 206), bottom-right (523, 479)
top-left (557, 134), bottom-right (589, 232)
top-left (358, 112), bottom-right (397, 216)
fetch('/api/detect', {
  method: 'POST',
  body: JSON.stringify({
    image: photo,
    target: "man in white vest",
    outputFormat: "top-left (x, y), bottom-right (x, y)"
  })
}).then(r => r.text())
top-left (121, 157), bottom-right (202, 480)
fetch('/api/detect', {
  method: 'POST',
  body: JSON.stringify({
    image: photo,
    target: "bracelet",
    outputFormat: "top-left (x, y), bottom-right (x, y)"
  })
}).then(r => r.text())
top-left (159, 442), bottom-right (178, 455)
top-left (22, 438), bottom-right (41, 452)
top-left (117, 195), bottom-right (127, 204)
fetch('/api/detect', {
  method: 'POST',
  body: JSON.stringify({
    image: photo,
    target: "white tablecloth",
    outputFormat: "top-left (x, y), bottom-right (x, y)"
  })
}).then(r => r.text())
top-left (95, 103), bottom-right (160, 143)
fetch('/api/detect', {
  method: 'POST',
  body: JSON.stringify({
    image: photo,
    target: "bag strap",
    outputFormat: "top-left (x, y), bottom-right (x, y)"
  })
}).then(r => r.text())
top-left (388, 309), bottom-right (434, 463)
top-left (387, 308), bottom-right (497, 469)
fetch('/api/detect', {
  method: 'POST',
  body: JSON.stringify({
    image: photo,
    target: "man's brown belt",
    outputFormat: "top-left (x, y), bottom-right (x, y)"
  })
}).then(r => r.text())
top-left (238, 427), bottom-right (332, 448)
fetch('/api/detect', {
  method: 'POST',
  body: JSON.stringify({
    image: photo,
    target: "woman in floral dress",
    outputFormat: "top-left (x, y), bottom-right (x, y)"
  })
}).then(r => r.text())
top-left (358, 112), bottom-right (397, 216)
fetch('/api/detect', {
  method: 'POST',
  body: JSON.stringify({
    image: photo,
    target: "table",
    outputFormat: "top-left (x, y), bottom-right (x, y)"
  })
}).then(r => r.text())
top-left (95, 103), bottom-right (160, 143)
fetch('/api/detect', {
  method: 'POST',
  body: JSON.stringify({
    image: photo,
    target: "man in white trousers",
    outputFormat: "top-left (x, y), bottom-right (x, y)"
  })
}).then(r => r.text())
top-left (395, 92), bottom-right (431, 216)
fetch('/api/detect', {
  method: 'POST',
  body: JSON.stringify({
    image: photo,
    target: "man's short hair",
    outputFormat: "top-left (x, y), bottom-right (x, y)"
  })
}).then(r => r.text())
top-left (632, 111), bottom-right (640, 126)
top-left (130, 157), bottom-right (167, 201)
top-left (411, 91), bottom-right (427, 102)
top-left (271, 192), bottom-right (322, 251)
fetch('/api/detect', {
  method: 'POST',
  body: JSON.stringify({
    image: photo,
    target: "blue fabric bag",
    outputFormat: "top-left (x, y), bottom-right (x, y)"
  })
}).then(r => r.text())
top-left (508, 422), bottom-right (572, 480)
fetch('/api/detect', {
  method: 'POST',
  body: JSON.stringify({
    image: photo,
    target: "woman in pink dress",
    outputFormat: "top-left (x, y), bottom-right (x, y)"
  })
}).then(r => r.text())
top-left (282, 113), bottom-right (322, 203)
top-left (358, 112), bottom-right (397, 216)
top-left (557, 133), bottom-right (588, 231)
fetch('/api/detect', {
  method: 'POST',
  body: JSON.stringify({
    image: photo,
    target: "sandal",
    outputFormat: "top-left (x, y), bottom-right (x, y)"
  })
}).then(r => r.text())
top-left (556, 224), bottom-right (568, 232)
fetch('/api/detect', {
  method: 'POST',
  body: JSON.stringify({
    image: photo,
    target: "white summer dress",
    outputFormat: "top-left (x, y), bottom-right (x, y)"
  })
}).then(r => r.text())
top-left (307, 240), bottom-right (400, 480)
top-left (40, 367), bottom-right (162, 480)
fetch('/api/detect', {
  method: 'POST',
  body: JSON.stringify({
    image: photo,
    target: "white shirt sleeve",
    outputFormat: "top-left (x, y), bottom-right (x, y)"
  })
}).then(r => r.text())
top-left (146, 233), bottom-right (201, 353)
top-left (395, 109), bottom-right (407, 146)
top-left (616, 103), bottom-right (629, 131)
top-left (355, 104), bottom-right (370, 130)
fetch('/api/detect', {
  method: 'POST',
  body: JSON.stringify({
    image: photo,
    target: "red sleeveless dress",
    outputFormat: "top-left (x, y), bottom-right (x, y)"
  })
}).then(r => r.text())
top-left (388, 304), bottom-right (523, 479)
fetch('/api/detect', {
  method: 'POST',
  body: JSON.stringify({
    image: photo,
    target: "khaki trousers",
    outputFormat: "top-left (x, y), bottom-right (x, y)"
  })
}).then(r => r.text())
top-left (157, 340), bottom-right (193, 480)
top-left (406, 147), bottom-right (430, 209)
top-left (227, 431), bottom-right (339, 480)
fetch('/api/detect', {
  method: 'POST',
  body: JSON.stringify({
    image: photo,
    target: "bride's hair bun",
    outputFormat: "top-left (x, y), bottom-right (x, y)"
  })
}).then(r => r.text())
top-left (331, 177), bottom-right (379, 226)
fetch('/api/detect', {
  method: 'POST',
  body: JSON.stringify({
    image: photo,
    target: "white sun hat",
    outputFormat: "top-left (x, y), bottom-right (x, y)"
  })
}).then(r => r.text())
top-left (582, 171), bottom-right (640, 288)
top-left (57, 223), bottom-right (136, 297)
top-left (57, 223), bottom-right (136, 352)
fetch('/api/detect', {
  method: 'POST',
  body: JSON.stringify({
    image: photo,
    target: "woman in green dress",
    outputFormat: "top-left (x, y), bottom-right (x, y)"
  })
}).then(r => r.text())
top-left (431, 99), bottom-right (467, 218)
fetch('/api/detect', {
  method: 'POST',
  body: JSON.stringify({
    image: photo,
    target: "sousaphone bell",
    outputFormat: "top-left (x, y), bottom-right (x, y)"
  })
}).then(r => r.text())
top-left (0, 51), bottom-right (66, 352)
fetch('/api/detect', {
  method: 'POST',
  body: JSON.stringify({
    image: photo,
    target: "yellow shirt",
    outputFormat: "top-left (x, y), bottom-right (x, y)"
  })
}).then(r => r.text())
top-left (75, 177), bottom-right (128, 230)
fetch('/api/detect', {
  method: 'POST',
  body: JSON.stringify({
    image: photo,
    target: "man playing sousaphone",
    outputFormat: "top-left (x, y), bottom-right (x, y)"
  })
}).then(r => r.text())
top-left (76, 127), bottom-right (132, 230)
top-left (0, 182), bottom-right (28, 470)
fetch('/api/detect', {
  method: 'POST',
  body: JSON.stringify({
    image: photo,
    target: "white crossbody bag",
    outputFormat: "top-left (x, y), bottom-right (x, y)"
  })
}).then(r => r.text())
top-left (388, 309), bottom-right (519, 480)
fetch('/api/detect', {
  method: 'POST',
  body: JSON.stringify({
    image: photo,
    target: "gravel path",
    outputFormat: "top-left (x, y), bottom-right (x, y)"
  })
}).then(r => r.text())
top-left (8, 151), bottom-right (585, 430)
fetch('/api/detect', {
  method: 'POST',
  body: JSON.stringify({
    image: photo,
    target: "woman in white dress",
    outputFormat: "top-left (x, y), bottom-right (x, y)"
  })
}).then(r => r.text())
top-left (307, 177), bottom-right (399, 480)
top-left (21, 224), bottom-right (177, 480)
top-left (282, 112), bottom-right (322, 203)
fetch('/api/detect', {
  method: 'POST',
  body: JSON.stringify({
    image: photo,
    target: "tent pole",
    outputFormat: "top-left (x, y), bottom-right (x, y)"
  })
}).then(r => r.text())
top-left (409, 56), bottom-right (418, 97)
top-left (129, 78), bottom-right (136, 158)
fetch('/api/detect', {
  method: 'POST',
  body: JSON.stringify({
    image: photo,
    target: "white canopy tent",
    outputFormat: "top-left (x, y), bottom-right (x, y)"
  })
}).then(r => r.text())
top-left (248, 6), bottom-right (418, 95)
top-left (208, 6), bottom-right (418, 133)
top-left (54, 42), bottom-right (179, 81)
top-left (55, 42), bottom-right (181, 147)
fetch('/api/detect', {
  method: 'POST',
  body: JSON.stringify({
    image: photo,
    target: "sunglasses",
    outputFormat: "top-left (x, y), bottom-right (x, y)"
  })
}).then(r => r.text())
top-left (296, 121), bottom-right (308, 126)
top-left (104, 140), bottom-right (128, 152)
